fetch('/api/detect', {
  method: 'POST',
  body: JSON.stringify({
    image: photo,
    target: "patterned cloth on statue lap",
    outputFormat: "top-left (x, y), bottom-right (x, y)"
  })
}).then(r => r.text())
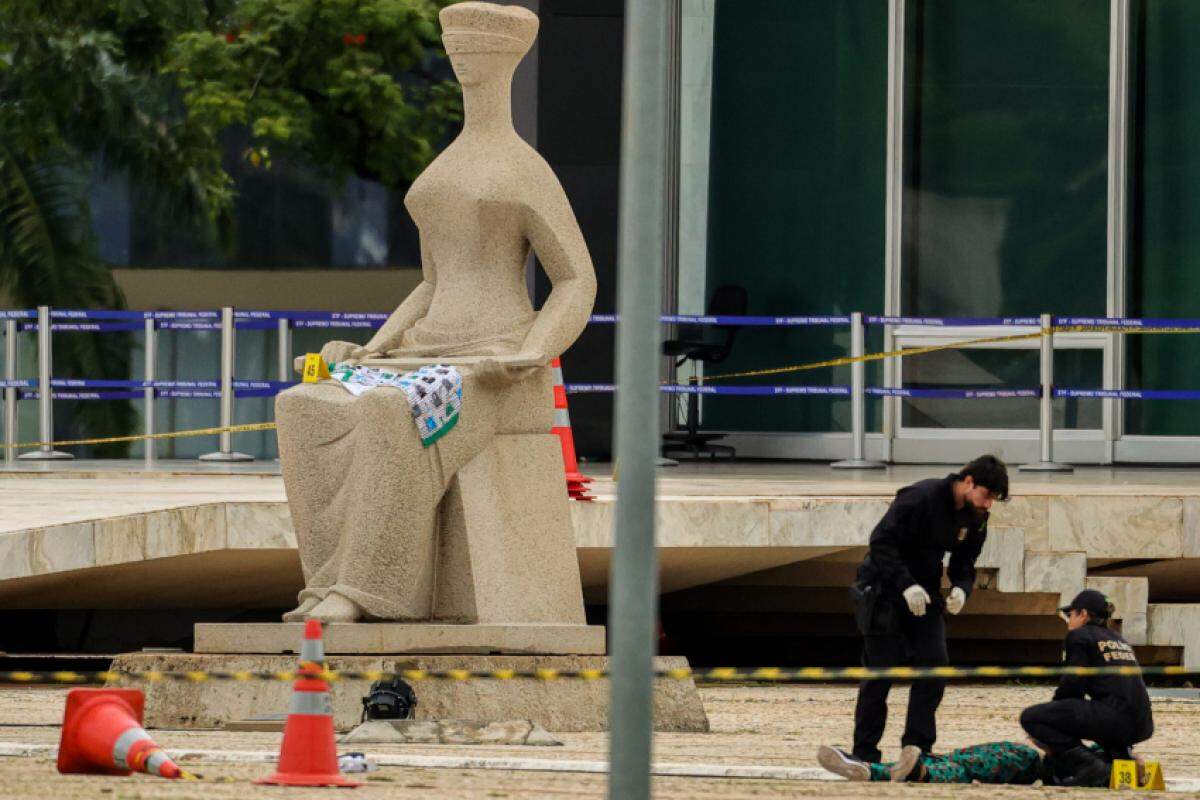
top-left (330, 363), bottom-right (463, 446)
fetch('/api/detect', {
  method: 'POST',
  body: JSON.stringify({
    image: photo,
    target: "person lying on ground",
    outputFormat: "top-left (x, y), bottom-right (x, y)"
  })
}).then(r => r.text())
top-left (817, 741), bottom-right (1041, 784)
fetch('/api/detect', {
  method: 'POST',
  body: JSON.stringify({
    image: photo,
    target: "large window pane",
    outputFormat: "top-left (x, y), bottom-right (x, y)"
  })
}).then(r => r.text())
top-left (700, 0), bottom-right (887, 434)
top-left (1126, 1), bottom-right (1200, 436)
top-left (902, 0), bottom-right (1109, 318)
top-left (901, 348), bottom-right (1103, 429)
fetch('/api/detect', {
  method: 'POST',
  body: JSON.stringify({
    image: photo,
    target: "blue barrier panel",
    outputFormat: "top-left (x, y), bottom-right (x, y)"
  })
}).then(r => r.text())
top-left (21, 391), bottom-right (144, 401)
top-left (1054, 317), bottom-right (1200, 329)
top-left (1055, 388), bottom-right (1200, 400)
top-left (51, 310), bottom-right (149, 321)
top-left (564, 384), bottom-right (852, 396)
top-left (156, 389), bottom-right (221, 399)
top-left (24, 322), bottom-right (146, 333)
top-left (157, 320), bottom-right (222, 331)
top-left (52, 379), bottom-right (145, 389)
top-left (867, 387), bottom-right (1041, 399)
top-left (587, 314), bottom-right (851, 326)
top-left (662, 384), bottom-right (851, 396)
top-left (866, 316), bottom-right (1041, 327)
top-left (290, 320), bottom-right (382, 329)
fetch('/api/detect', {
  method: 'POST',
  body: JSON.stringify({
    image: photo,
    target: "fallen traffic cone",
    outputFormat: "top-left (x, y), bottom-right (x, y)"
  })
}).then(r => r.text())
top-left (550, 357), bottom-right (594, 501)
top-left (57, 688), bottom-right (184, 779)
top-left (256, 619), bottom-right (360, 787)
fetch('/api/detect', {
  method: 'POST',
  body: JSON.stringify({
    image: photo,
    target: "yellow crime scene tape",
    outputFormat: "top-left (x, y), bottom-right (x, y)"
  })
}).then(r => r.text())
top-left (0, 421), bottom-right (277, 451)
top-left (1, 664), bottom-right (1196, 685)
top-left (3, 324), bottom-right (1196, 451)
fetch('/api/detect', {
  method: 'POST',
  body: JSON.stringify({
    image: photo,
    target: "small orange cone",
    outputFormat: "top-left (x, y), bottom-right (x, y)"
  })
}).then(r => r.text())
top-left (57, 688), bottom-right (185, 778)
top-left (256, 619), bottom-right (360, 787)
top-left (550, 357), bottom-right (594, 501)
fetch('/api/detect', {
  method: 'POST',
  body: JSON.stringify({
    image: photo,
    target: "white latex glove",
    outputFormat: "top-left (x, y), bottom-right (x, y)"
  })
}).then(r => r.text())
top-left (903, 584), bottom-right (931, 617)
top-left (946, 586), bottom-right (966, 615)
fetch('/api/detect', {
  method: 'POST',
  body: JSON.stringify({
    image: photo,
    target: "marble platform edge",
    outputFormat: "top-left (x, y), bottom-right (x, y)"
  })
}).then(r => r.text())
top-left (195, 622), bottom-right (607, 655)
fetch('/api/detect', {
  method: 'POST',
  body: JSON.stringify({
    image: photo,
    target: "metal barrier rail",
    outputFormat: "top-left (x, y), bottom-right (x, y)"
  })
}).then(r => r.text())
top-left (3, 307), bottom-right (1199, 468)
top-left (1, 663), bottom-right (1197, 685)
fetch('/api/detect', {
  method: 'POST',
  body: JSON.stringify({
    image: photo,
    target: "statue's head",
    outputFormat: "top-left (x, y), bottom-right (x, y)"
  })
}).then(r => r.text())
top-left (440, 2), bottom-right (538, 87)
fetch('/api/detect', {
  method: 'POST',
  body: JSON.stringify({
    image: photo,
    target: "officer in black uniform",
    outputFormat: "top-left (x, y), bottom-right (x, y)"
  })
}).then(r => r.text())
top-left (848, 455), bottom-right (1009, 764)
top-left (1020, 589), bottom-right (1154, 787)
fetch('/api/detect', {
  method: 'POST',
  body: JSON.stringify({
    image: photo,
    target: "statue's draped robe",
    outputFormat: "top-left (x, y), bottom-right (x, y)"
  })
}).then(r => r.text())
top-left (275, 314), bottom-right (551, 619)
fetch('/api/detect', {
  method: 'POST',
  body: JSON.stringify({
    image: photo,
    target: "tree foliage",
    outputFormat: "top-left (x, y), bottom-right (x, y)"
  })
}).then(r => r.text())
top-left (0, 0), bottom-right (457, 452)
top-left (165, 0), bottom-right (460, 213)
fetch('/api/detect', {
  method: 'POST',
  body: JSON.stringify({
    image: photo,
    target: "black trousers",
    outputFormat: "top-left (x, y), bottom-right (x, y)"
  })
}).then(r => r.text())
top-left (852, 604), bottom-right (948, 762)
top-left (1020, 698), bottom-right (1153, 755)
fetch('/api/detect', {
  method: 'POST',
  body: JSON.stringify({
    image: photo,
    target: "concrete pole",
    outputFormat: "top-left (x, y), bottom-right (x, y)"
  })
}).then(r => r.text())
top-left (609, 2), bottom-right (669, 799)
top-left (19, 306), bottom-right (72, 460)
top-left (1020, 313), bottom-right (1073, 472)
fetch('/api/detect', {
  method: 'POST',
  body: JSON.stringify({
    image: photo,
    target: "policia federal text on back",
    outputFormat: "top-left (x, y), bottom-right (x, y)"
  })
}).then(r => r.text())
top-left (848, 455), bottom-right (1009, 763)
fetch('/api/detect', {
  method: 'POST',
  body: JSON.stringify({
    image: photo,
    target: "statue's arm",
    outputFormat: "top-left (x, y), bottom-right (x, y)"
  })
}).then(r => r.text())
top-left (359, 238), bottom-right (436, 354)
top-left (520, 173), bottom-right (598, 360)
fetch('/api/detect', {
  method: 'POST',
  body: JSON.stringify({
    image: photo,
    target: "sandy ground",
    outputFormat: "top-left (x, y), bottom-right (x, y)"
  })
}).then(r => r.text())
top-left (0, 683), bottom-right (1193, 798)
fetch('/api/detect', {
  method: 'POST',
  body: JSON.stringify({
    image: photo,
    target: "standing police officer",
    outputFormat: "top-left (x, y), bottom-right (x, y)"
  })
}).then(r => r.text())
top-left (847, 455), bottom-right (1009, 764)
top-left (1020, 589), bottom-right (1153, 787)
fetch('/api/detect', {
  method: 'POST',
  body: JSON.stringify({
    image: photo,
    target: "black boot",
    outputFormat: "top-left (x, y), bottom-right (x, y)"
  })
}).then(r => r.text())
top-left (1056, 746), bottom-right (1110, 788)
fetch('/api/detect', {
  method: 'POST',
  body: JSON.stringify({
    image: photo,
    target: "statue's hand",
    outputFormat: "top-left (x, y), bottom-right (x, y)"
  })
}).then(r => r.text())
top-left (474, 352), bottom-right (548, 387)
top-left (348, 345), bottom-right (385, 362)
top-left (293, 340), bottom-right (363, 374)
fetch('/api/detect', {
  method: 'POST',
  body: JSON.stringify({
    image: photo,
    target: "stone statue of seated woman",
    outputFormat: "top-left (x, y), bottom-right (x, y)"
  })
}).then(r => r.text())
top-left (274, 1), bottom-right (597, 624)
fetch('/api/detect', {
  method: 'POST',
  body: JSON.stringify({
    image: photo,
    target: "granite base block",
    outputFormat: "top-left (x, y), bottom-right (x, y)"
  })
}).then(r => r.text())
top-left (194, 622), bottom-right (606, 655)
top-left (111, 653), bottom-right (709, 733)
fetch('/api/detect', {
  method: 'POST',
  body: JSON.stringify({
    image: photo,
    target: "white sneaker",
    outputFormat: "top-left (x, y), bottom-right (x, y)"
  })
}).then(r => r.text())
top-left (817, 745), bottom-right (871, 781)
top-left (889, 745), bottom-right (923, 782)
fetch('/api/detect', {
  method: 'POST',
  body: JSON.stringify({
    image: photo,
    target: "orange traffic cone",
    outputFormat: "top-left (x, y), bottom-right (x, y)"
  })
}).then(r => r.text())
top-left (551, 357), bottom-right (594, 502)
top-left (256, 619), bottom-right (360, 787)
top-left (57, 688), bottom-right (184, 778)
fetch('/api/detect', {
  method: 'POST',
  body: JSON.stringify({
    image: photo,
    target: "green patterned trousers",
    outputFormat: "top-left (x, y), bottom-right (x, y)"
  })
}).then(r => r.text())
top-left (868, 741), bottom-right (1042, 784)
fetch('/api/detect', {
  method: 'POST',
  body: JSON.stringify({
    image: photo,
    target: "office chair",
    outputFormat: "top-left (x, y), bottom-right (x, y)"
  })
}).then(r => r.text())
top-left (661, 284), bottom-right (748, 460)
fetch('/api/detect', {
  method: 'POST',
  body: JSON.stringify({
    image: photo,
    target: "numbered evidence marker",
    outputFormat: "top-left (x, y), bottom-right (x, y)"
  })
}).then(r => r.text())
top-left (1109, 759), bottom-right (1166, 791)
top-left (1111, 759), bottom-right (1138, 790)
top-left (302, 354), bottom-right (332, 384)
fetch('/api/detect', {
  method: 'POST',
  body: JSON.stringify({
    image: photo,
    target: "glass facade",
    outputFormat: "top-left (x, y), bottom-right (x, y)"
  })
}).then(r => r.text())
top-left (700, 0), bottom-right (887, 434)
top-left (95, 162), bottom-right (419, 270)
top-left (902, 0), bottom-right (1110, 320)
top-left (1126, 0), bottom-right (1200, 436)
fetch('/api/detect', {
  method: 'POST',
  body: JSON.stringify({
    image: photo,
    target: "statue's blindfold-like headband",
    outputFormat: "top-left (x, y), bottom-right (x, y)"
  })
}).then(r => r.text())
top-left (443, 31), bottom-right (531, 54)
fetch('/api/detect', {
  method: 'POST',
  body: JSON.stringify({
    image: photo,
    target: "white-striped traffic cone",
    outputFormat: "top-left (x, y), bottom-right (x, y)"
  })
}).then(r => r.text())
top-left (256, 620), bottom-right (360, 787)
top-left (550, 357), bottom-right (594, 502)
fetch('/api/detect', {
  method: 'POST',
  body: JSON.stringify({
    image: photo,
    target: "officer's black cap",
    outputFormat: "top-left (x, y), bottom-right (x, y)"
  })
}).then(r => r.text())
top-left (1059, 589), bottom-right (1112, 619)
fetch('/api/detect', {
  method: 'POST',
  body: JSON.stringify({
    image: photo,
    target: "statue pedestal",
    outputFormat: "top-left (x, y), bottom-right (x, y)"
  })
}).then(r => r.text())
top-left (194, 622), bottom-right (606, 655)
top-left (112, 635), bottom-right (709, 732)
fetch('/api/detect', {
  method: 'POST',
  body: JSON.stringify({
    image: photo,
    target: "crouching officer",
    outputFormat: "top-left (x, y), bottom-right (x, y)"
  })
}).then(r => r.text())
top-left (1020, 590), bottom-right (1153, 787)
top-left (848, 455), bottom-right (1009, 763)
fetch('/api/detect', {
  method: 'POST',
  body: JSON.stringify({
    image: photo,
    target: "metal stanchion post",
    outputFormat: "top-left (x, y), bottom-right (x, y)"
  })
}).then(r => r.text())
top-left (833, 311), bottom-right (884, 469)
top-left (1020, 312), bottom-right (1073, 473)
top-left (275, 317), bottom-right (291, 462)
top-left (199, 307), bottom-right (253, 462)
top-left (4, 319), bottom-right (16, 465)
top-left (143, 317), bottom-right (156, 469)
top-left (19, 306), bottom-right (72, 460)
top-left (277, 317), bottom-right (292, 384)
